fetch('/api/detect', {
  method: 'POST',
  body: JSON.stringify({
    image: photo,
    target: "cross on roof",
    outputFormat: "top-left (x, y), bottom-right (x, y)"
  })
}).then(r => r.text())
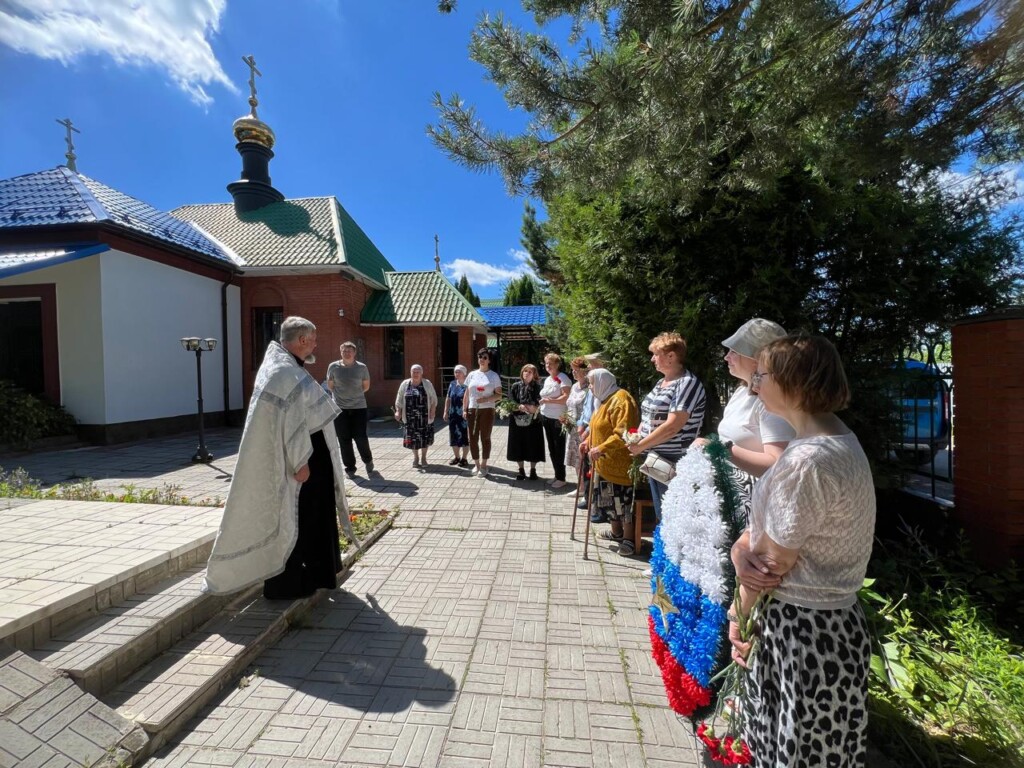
top-left (434, 234), bottom-right (440, 271)
top-left (242, 55), bottom-right (262, 118)
top-left (56, 117), bottom-right (80, 172)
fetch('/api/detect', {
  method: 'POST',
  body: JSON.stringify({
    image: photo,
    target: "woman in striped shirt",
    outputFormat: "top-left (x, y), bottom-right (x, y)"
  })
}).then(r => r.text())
top-left (626, 331), bottom-right (707, 520)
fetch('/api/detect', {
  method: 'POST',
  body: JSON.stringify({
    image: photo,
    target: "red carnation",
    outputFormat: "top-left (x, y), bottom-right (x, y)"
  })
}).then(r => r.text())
top-left (476, 386), bottom-right (485, 391)
top-left (628, 427), bottom-right (639, 434)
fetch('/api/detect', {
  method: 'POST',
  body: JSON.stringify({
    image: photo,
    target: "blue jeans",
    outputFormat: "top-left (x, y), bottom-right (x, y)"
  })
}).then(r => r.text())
top-left (648, 477), bottom-right (669, 521)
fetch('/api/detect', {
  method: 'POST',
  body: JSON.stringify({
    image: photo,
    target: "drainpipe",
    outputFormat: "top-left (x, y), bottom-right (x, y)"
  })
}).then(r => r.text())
top-left (221, 281), bottom-right (231, 424)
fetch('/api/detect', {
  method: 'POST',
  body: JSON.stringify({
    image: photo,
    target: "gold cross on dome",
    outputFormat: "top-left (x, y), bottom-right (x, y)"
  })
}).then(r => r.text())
top-left (242, 55), bottom-right (262, 117)
top-left (651, 576), bottom-right (679, 633)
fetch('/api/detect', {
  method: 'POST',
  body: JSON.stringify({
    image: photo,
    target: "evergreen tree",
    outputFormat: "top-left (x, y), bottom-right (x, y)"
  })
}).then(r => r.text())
top-left (432, 0), bottom-right (1024, 473)
top-left (503, 273), bottom-right (541, 305)
top-left (520, 201), bottom-right (559, 283)
top-left (455, 274), bottom-right (481, 307)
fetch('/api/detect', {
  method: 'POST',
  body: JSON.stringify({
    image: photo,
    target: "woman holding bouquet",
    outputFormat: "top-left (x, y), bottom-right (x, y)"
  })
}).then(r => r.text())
top-left (729, 335), bottom-right (874, 767)
top-left (463, 348), bottom-right (502, 477)
top-left (506, 364), bottom-right (545, 480)
top-left (584, 369), bottom-right (640, 555)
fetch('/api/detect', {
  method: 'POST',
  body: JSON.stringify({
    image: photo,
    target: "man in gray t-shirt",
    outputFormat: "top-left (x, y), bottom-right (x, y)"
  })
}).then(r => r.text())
top-left (326, 342), bottom-right (374, 476)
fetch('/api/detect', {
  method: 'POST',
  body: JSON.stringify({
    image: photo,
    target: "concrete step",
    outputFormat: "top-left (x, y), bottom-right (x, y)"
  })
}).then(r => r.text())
top-left (1, 499), bottom-right (220, 653)
top-left (0, 642), bottom-right (149, 768)
top-left (29, 566), bottom-right (231, 696)
top-left (103, 512), bottom-right (394, 759)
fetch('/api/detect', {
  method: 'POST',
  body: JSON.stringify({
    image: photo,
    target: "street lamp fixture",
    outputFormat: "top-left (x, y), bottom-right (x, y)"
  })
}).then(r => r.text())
top-left (181, 337), bottom-right (218, 462)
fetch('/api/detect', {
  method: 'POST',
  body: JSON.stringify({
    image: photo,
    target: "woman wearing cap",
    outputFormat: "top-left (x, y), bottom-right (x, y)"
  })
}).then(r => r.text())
top-left (586, 369), bottom-right (641, 555)
top-left (443, 364), bottom-right (470, 467)
top-left (729, 335), bottom-right (874, 767)
top-left (693, 318), bottom-right (795, 519)
top-left (626, 332), bottom-right (707, 520)
top-left (464, 348), bottom-right (503, 477)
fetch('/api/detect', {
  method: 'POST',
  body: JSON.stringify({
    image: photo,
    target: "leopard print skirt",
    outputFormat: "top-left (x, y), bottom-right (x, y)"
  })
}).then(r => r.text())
top-left (745, 600), bottom-right (870, 767)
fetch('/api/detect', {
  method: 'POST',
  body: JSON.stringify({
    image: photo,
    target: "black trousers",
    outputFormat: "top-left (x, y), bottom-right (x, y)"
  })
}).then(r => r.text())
top-left (542, 416), bottom-right (567, 481)
top-left (264, 431), bottom-right (341, 599)
top-left (334, 408), bottom-right (373, 472)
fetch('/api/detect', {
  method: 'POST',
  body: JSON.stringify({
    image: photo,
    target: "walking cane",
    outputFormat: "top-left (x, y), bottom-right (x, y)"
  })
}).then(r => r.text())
top-left (570, 462), bottom-right (585, 540)
top-left (583, 468), bottom-right (596, 560)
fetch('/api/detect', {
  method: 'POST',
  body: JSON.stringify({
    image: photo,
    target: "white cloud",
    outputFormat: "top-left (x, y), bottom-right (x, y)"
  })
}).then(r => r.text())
top-left (0, 0), bottom-right (235, 107)
top-left (931, 163), bottom-right (1024, 208)
top-left (509, 248), bottom-right (530, 264)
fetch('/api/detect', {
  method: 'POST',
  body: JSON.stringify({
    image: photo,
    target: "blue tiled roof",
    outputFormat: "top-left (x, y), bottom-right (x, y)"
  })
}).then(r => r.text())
top-left (477, 305), bottom-right (548, 327)
top-left (0, 167), bottom-right (238, 268)
top-left (0, 243), bottom-right (110, 278)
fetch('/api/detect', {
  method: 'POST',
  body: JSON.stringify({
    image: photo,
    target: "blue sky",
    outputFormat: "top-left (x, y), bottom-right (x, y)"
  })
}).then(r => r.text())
top-left (0, 0), bottom-right (550, 299)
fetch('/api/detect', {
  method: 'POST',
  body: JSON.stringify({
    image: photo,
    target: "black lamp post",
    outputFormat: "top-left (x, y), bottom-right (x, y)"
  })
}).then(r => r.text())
top-left (181, 337), bottom-right (217, 463)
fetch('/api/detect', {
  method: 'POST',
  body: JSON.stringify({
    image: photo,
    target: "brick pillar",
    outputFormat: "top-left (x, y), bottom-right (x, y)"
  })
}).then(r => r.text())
top-left (951, 306), bottom-right (1024, 568)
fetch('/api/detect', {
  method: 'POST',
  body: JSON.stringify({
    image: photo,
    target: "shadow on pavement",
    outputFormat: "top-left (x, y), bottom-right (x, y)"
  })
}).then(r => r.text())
top-left (261, 591), bottom-right (457, 715)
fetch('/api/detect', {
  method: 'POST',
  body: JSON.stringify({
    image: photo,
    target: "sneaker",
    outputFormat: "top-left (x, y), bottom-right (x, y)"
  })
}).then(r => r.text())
top-left (576, 498), bottom-right (588, 510)
top-left (480, 466), bottom-right (489, 477)
top-left (471, 466), bottom-right (480, 476)
top-left (551, 480), bottom-right (567, 489)
top-left (590, 511), bottom-right (608, 524)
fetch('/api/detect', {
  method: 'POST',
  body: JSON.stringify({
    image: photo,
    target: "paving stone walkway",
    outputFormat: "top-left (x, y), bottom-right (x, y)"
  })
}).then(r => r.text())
top-left (7, 421), bottom-right (703, 767)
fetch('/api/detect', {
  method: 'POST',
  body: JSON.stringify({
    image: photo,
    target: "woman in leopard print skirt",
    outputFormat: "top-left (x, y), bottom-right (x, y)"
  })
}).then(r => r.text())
top-left (729, 336), bottom-right (875, 767)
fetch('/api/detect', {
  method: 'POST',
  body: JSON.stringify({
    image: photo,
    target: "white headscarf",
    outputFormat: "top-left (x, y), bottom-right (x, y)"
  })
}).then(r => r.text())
top-left (587, 368), bottom-right (619, 406)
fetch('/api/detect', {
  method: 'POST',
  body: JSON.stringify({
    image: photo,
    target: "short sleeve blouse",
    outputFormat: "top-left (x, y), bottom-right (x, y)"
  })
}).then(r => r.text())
top-left (539, 373), bottom-right (572, 419)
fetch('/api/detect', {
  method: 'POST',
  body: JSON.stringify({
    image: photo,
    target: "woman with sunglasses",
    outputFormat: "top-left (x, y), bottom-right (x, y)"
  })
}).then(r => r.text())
top-left (463, 348), bottom-right (503, 477)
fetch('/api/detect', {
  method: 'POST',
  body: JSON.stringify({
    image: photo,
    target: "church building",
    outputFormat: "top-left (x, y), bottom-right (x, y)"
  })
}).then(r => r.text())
top-left (0, 70), bottom-right (488, 442)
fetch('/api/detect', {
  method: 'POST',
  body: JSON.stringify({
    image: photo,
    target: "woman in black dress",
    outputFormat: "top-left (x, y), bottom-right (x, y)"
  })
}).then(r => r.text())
top-left (394, 364), bottom-right (438, 468)
top-left (507, 364), bottom-right (545, 480)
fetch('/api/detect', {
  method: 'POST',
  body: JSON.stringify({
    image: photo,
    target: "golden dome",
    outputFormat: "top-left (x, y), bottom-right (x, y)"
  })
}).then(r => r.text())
top-left (232, 115), bottom-right (275, 149)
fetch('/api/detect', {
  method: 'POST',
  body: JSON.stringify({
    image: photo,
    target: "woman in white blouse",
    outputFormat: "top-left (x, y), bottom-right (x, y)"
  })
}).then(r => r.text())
top-left (538, 352), bottom-right (573, 488)
top-left (730, 335), bottom-right (875, 768)
top-left (693, 318), bottom-right (794, 519)
top-left (463, 348), bottom-right (503, 477)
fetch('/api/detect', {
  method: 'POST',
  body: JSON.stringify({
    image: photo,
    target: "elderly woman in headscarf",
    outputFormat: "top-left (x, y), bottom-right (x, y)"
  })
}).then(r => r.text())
top-left (584, 369), bottom-right (641, 556)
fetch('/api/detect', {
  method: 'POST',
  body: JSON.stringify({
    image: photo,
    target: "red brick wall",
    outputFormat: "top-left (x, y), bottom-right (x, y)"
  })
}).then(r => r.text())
top-left (951, 308), bottom-right (1024, 567)
top-left (241, 274), bottom-right (481, 413)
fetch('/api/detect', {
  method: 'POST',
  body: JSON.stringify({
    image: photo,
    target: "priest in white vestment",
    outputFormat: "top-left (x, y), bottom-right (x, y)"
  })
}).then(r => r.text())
top-left (203, 316), bottom-right (355, 597)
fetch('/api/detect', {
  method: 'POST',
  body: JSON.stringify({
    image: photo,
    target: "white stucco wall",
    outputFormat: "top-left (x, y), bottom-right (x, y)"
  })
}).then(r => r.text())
top-left (99, 250), bottom-right (243, 423)
top-left (0, 257), bottom-right (107, 423)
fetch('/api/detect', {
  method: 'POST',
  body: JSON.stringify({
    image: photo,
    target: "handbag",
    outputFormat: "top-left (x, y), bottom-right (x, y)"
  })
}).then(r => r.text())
top-left (513, 412), bottom-right (535, 427)
top-left (640, 451), bottom-right (676, 485)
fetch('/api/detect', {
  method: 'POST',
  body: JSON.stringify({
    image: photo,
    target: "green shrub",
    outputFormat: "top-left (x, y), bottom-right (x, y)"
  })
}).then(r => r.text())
top-left (863, 523), bottom-right (1024, 767)
top-left (0, 380), bottom-right (77, 446)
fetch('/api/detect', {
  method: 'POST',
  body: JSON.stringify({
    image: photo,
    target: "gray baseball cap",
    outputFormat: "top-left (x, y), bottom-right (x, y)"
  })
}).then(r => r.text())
top-left (721, 319), bottom-right (787, 358)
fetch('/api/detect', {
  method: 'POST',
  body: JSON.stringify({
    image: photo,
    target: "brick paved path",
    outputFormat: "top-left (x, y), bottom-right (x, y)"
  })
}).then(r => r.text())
top-left (10, 421), bottom-right (703, 767)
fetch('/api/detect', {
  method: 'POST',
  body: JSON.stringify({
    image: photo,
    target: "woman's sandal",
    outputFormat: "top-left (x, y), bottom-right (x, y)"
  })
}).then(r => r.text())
top-left (617, 539), bottom-right (636, 556)
top-left (599, 530), bottom-right (623, 542)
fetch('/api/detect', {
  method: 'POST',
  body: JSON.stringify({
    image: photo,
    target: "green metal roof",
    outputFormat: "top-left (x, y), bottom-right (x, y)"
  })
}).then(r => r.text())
top-left (362, 271), bottom-right (488, 327)
top-left (172, 197), bottom-right (393, 285)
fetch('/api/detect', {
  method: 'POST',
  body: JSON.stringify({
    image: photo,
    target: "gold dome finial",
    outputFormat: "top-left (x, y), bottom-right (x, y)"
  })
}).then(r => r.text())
top-left (233, 54), bottom-right (275, 148)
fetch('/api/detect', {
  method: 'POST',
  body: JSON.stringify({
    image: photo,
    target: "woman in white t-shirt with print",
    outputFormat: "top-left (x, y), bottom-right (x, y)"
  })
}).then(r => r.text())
top-left (538, 352), bottom-right (573, 488)
top-left (463, 348), bottom-right (503, 477)
top-left (693, 318), bottom-right (794, 519)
